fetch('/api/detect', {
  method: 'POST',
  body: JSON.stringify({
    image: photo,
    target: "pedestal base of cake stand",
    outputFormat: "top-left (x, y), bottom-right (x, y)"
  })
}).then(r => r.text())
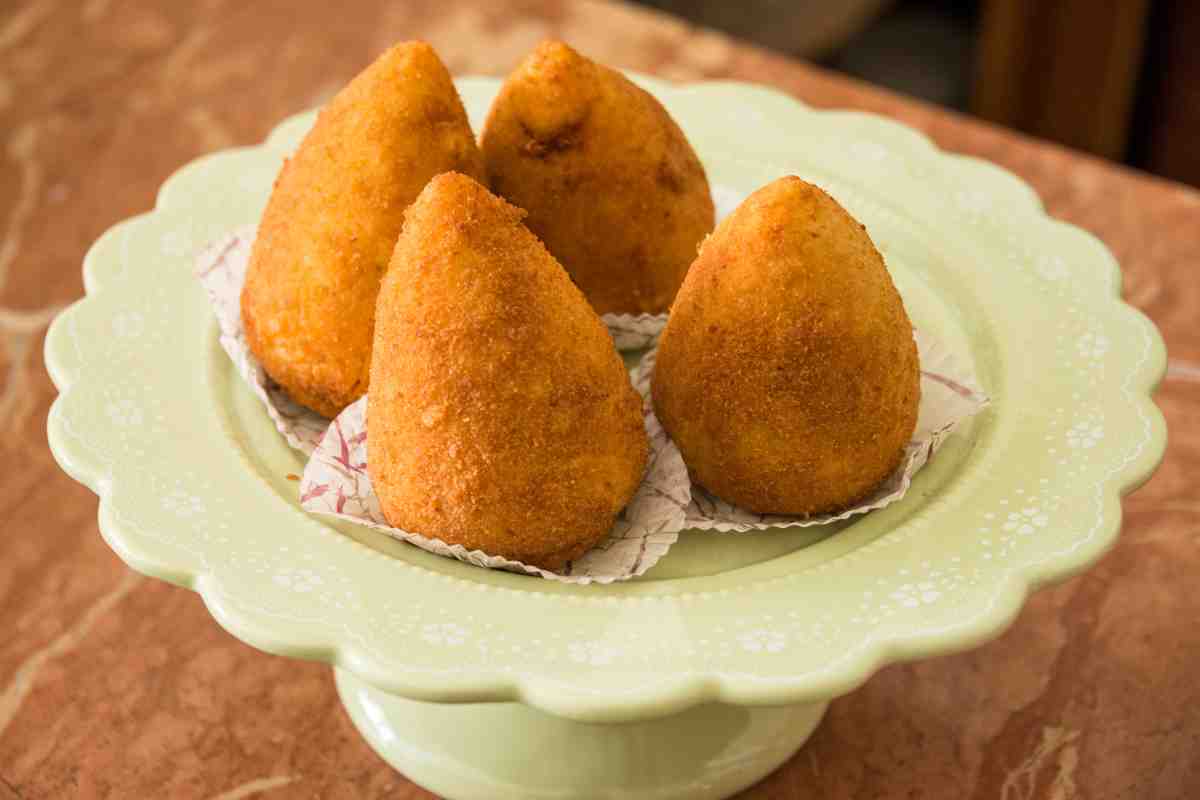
top-left (335, 668), bottom-right (827, 800)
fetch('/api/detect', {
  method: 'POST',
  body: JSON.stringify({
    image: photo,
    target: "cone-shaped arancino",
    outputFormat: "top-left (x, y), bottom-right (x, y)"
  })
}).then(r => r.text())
top-left (652, 176), bottom-right (920, 515)
top-left (242, 41), bottom-right (485, 418)
top-left (368, 172), bottom-right (648, 570)
top-left (481, 41), bottom-right (714, 315)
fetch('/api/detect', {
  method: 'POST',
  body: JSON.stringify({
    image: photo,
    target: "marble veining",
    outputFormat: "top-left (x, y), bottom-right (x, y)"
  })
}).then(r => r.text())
top-left (206, 775), bottom-right (296, 800)
top-left (0, 572), bottom-right (140, 737)
top-left (1, 0), bottom-right (1196, 797)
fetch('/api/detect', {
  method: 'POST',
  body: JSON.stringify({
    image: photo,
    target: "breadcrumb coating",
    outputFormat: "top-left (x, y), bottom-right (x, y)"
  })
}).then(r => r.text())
top-left (369, 173), bottom-right (648, 569)
top-left (481, 40), bottom-right (714, 314)
top-left (652, 176), bottom-right (920, 515)
top-left (242, 41), bottom-right (485, 417)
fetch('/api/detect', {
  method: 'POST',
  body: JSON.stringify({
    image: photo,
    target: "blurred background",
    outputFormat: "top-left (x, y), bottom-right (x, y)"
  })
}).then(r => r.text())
top-left (634, 0), bottom-right (1199, 188)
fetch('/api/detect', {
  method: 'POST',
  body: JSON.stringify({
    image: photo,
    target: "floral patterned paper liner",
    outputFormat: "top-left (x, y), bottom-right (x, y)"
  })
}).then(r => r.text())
top-left (194, 228), bottom-right (328, 454)
top-left (299, 395), bottom-right (688, 584)
top-left (194, 229), bottom-right (668, 457)
top-left (603, 313), bottom-right (667, 350)
top-left (633, 331), bottom-right (990, 532)
top-left (196, 184), bottom-right (986, 578)
top-left (300, 328), bottom-right (984, 582)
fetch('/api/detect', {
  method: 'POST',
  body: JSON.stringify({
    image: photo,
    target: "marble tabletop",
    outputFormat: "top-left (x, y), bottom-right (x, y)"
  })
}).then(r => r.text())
top-left (2, 1), bottom-right (1197, 797)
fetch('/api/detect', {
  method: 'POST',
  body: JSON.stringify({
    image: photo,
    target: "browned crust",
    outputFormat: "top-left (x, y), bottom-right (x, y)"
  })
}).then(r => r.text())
top-left (480, 40), bottom-right (715, 315)
top-left (241, 41), bottom-right (486, 418)
top-left (652, 176), bottom-right (920, 515)
top-left (368, 173), bottom-right (649, 569)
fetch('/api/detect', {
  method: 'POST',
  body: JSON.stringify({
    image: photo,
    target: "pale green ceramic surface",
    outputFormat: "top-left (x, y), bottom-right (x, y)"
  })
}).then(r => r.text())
top-left (46, 76), bottom-right (1166, 725)
top-left (337, 671), bottom-right (828, 800)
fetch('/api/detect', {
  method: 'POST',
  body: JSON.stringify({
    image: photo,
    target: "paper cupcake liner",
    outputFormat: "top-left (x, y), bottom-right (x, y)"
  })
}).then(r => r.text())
top-left (197, 199), bottom-right (988, 581)
top-left (632, 332), bottom-right (990, 532)
top-left (299, 395), bottom-right (688, 584)
top-left (194, 229), bottom-right (666, 457)
top-left (194, 229), bottom-right (329, 454)
top-left (602, 313), bottom-right (668, 350)
top-left (300, 329), bottom-right (986, 581)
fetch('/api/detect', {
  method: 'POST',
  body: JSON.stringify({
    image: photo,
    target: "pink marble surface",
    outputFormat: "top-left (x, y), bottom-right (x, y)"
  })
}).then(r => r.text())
top-left (2, 1), bottom-right (1197, 797)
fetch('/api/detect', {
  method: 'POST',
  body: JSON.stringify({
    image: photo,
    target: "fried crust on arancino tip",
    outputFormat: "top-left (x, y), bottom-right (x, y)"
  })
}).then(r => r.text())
top-left (652, 176), bottom-right (920, 516)
top-left (241, 41), bottom-right (485, 419)
top-left (368, 173), bottom-right (649, 570)
top-left (480, 40), bottom-right (714, 315)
